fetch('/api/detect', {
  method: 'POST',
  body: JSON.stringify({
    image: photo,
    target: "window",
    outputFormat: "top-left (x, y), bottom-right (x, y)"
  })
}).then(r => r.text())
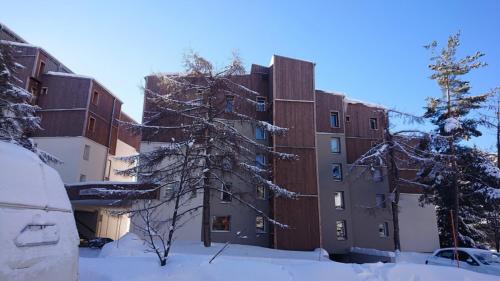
top-left (256, 154), bottom-right (266, 168)
top-left (379, 222), bottom-right (389, 237)
top-left (212, 216), bottom-right (231, 232)
top-left (336, 220), bottom-right (347, 240)
top-left (330, 112), bottom-right (339, 128)
top-left (87, 117), bottom-right (96, 133)
top-left (375, 194), bottom-right (386, 208)
top-left (330, 137), bottom-right (340, 153)
top-left (369, 118), bottom-right (378, 130)
top-left (79, 174), bottom-right (86, 182)
top-left (38, 61), bottom-right (45, 76)
top-left (225, 96), bottom-right (234, 112)
top-left (91, 91), bottom-right (99, 105)
top-left (256, 97), bottom-right (266, 112)
top-left (256, 186), bottom-right (267, 200)
top-left (255, 126), bottom-right (266, 140)
top-left (256, 215), bottom-right (267, 233)
top-left (105, 159), bottom-right (112, 180)
top-left (334, 191), bottom-right (344, 210)
top-left (41, 87), bottom-right (48, 95)
top-left (221, 183), bottom-right (232, 202)
top-left (345, 115), bottom-right (351, 122)
top-left (458, 251), bottom-right (478, 266)
top-left (83, 145), bottom-right (91, 161)
top-left (436, 250), bottom-right (454, 260)
top-left (332, 163), bottom-right (342, 181)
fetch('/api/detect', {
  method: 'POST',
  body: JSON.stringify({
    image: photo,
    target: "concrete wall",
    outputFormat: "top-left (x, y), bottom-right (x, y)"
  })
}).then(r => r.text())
top-left (398, 193), bottom-right (440, 252)
top-left (107, 139), bottom-right (137, 182)
top-left (316, 133), bottom-right (394, 254)
top-left (33, 136), bottom-right (108, 183)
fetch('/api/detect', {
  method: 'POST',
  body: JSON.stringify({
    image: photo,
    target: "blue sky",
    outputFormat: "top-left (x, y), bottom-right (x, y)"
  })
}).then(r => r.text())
top-left (2, 0), bottom-right (499, 151)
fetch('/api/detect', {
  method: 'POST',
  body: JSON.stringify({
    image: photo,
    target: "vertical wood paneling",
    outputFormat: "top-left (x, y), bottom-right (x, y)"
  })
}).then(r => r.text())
top-left (315, 90), bottom-right (345, 133)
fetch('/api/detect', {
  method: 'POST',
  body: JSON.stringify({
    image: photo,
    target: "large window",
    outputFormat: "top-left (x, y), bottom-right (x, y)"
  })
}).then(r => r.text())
top-left (256, 185), bottom-right (267, 200)
top-left (330, 137), bottom-right (340, 153)
top-left (336, 220), bottom-right (347, 240)
top-left (334, 191), bottom-right (345, 210)
top-left (212, 216), bottom-right (231, 232)
top-left (256, 154), bottom-right (266, 168)
top-left (256, 126), bottom-right (266, 140)
top-left (376, 194), bottom-right (386, 208)
top-left (83, 144), bottom-right (91, 161)
top-left (379, 222), bottom-right (389, 237)
top-left (221, 183), bottom-right (232, 202)
top-left (256, 215), bottom-right (267, 233)
top-left (330, 112), bottom-right (339, 128)
top-left (332, 163), bottom-right (342, 181)
top-left (256, 97), bottom-right (266, 112)
top-left (370, 117), bottom-right (378, 130)
top-left (225, 96), bottom-right (234, 113)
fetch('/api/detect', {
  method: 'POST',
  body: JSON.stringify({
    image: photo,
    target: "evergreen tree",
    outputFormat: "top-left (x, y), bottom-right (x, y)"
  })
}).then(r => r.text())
top-left (0, 43), bottom-right (57, 163)
top-left (420, 33), bottom-right (499, 247)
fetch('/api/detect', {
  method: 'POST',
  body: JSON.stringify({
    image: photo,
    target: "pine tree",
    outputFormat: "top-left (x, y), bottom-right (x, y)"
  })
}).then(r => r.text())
top-left (420, 33), bottom-right (498, 247)
top-left (120, 52), bottom-right (296, 255)
top-left (0, 43), bottom-right (57, 163)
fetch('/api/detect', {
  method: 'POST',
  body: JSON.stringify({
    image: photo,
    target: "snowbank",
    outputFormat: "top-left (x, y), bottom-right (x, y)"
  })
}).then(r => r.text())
top-left (80, 235), bottom-right (497, 281)
top-left (99, 232), bottom-right (148, 257)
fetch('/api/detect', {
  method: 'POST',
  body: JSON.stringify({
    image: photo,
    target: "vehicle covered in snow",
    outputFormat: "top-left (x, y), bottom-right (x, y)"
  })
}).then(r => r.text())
top-left (0, 141), bottom-right (79, 281)
top-left (426, 247), bottom-right (500, 276)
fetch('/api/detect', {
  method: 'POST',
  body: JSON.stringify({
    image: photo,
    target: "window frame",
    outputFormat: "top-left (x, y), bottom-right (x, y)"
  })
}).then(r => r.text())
top-left (256, 97), bottom-right (267, 112)
top-left (256, 154), bottom-right (267, 169)
top-left (255, 126), bottom-right (267, 140)
top-left (255, 215), bottom-right (267, 233)
top-left (87, 116), bottom-right (96, 133)
top-left (91, 91), bottom-right (100, 106)
top-left (378, 222), bottom-right (389, 238)
top-left (38, 60), bottom-right (46, 77)
top-left (83, 144), bottom-right (91, 161)
top-left (79, 174), bottom-right (86, 182)
top-left (336, 220), bottom-right (347, 240)
top-left (369, 117), bottom-right (378, 130)
top-left (330, 111), bottom-right (340, 128)
top-left (334, 191), bottom-right (345, 210)
top-left (224, 95), bottom-right (235, 113)
top-left (331, 163), bottom-right (343, 181)
top-left (221, 183), bottom-right (232, 203)
top-left (330, 137), bottom-right (341, 153)
top-left (256, 185), bottom-right (268, 200)
top-left (211, 215), bottom-right (231, 232)
top-left (345, 115), bottom-right (351, 122)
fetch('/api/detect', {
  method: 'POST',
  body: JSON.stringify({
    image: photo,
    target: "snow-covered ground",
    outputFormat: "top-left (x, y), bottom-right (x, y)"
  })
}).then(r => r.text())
top-left (79, 233), bottom-right (497, 281)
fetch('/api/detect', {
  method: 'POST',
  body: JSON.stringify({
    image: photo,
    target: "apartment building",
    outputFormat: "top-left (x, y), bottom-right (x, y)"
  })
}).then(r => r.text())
top-left (0, 23), bottom-right (140, 240)
top-left (137, 55), bottom-right (439, 258)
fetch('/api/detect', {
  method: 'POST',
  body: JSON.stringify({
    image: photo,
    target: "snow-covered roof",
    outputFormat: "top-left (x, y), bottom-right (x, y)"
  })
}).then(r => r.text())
top-left (344, 97), bottom-right (387, 110)
top-left (0, 22), bottom-right (28, 43)
top-left (0, 40), bottom-right (36, 48)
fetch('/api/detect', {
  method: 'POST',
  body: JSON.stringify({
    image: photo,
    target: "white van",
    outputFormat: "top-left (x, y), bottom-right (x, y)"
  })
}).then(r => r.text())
top-left (0, 141), bottom-right (79, 281)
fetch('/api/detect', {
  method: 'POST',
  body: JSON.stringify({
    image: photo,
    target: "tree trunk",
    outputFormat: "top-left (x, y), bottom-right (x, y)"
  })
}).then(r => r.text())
top-left (202, 93), bottom-right (214, 247)
top-left (385, 127), bottom-right (401, 251)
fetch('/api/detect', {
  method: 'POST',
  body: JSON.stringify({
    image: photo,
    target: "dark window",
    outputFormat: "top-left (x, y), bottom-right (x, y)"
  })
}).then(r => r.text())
top-left (332, 163), bottom-right (342, 181)
top-left (87, 117), bottom-right (96, 133)
top-left (225, 96), bottom-right (234, 113)
top-left (221, 183), bottom-right (232, 202)
top-left (256, 97), bottom-right (266, 112)
top-left (79, 174), bottom-right (86, 182)
top-left (379, 222), bottom-right (389, 237)
top-left (458, 251), bottom-right (479, 266)
top-left (336, 220), bottom-right (347, 240)
top-left (256, 186), bottom-right (267, 200)
top-left (41, 87), bottom-right (48, 95)
top-left (212, 216), bottom-right (231, 231)
top-left (83, 144), bottom-right (90, 161)
top-left (437, 250), bottom-right (454, 260)
top-left (370, 118), bottom-right (378, 130)
top-left (345, 115), bottom-right (351, 122)
top-left (38, 61), bottom-right (45, 76)
top-left (256, 215), bottom-right (266, 233)
top-left (334, 191), bottom-right (344, 210)
top-left (330, 137), bottom-right (340, 153)
top-left (256, 126), bottom-right (266, 140)
top-left (256, 154), bottom-right (266, 168)
top-left (376, 194), bottom-right (386, 208)
top-left (91, 91), bottom-right (99, 105)
top-left (330, 112), bottom-right (339, 128)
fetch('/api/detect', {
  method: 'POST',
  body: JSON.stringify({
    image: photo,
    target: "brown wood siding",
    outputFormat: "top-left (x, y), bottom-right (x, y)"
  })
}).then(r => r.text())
top-left (272, 56), bottom-right (315, 101)
top-left (35, 110), bottom-right (86, 137)
top-left (118, 113), bottom-right (141, 150)
top-left (345, 103), bottom-right (385, 139)
top-left (272, 55), bottom-right (320, 251)
top-left (38, 75), bottom-right (90, 109)
top-left (85, 112), bottom-right (110, 147)
top-left (345, 137), bottom-right (380, 164)
top-left (274, 197), bottom-right (320, 250)
top-left (315, 90), bottom-right (345, 133)
top-left (7, 45), bottom-right (37, 89)
top-left (398, 169), bottom-right (423, 194)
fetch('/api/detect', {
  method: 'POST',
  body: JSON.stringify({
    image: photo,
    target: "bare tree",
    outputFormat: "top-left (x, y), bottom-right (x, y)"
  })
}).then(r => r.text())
top-left (118, 52), bottom-right (297, 265)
